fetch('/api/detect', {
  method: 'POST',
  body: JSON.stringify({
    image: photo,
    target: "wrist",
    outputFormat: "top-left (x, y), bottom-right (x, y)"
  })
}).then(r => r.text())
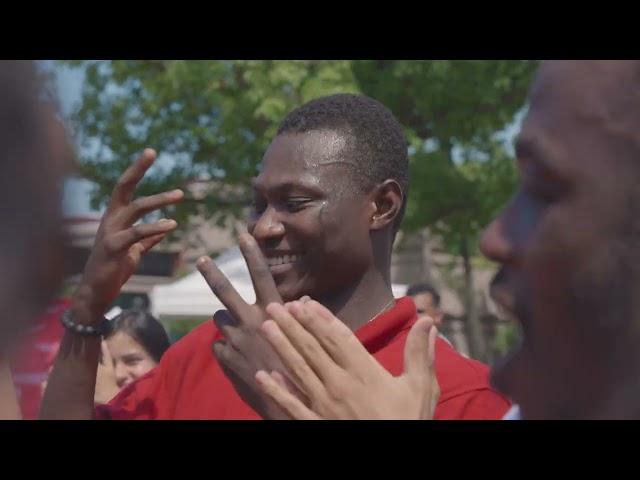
top-left (72, 284), bottom-right (109, 321)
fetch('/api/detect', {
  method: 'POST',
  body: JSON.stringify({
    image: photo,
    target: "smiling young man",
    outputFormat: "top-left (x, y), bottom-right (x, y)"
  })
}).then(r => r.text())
top-left (254, 61), bottom-right (640, 421)
top-left (41, 94), bottom-right (509, 420)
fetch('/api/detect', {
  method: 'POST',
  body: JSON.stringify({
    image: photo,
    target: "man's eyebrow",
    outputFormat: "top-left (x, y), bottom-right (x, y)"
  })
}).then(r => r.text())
top-left (251, 178), bottom-right (324, 196)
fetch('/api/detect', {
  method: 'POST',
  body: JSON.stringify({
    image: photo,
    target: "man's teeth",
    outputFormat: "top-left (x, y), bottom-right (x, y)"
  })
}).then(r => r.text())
top-left (267, 254), bottom-right (302, 266)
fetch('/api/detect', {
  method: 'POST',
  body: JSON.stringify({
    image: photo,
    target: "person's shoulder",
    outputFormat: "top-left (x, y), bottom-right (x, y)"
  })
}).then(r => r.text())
top-left (434, 339), bottom-right (511, 418)
top-left (165, 320), bottom-right (217, 355)
top-left (434, 338), bottom-right (493, 395)
top-left (159, 320), bottom-right (220, 372)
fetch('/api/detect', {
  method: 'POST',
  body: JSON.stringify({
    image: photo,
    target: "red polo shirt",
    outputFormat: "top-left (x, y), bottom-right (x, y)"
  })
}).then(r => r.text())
top-left (96, 297), bottom-right (510, 419)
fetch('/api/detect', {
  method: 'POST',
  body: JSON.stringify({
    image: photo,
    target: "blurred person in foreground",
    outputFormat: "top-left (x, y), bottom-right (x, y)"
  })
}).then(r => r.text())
top-left (0, 61), bottom-right (73, 418)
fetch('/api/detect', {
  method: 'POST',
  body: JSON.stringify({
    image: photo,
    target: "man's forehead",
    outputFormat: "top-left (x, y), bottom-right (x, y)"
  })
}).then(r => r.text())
top-left (252, 161), bottom-right (359, 194)
top-left (537, 60), bottom-right (638, 82)
top-left (255, 130), bottom-right (361, 189)
top-left (262, 130), bottom-right (356, 170)
top-left (531, 61), bottom-right (639, 117)
top-left (522, 61), bottom-right (640, 175)
top-left (515, 114), bottom-right (590, 183)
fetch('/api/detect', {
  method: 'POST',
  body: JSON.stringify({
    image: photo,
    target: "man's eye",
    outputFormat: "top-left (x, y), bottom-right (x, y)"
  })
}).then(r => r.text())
top-left (284, 199), bottom-right (311, 212)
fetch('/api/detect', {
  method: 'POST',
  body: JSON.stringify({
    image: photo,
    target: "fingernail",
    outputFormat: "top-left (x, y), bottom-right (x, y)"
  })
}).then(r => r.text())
top-left (265, 302), bottom-right (280, 315)
top-left (197, 256), bottom-right (211, 268)
top-left (255, 370), bottom-right (269, 384)
top-left (238, 232), bottom-right (256, 246)
top-left (159, 219), bottom-right (177, 227)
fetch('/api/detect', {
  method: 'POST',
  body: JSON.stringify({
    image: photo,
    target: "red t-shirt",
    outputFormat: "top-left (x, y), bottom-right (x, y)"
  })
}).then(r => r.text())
top-left (96, 297), bottom-right (510, 420)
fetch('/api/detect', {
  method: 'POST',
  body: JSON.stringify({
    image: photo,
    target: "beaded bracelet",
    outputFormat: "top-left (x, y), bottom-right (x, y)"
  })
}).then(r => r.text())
top-left (60, 308), bottom-right (110, 337)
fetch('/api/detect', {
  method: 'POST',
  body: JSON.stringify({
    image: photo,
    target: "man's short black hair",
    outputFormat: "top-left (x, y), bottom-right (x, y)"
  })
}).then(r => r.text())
top-left (407, 282), bottom-right (441, 307)
top-left (277, 93), bottom-right (409, 232)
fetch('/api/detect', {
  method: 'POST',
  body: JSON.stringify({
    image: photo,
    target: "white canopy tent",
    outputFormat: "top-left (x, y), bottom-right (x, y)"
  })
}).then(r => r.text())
top-left (151, 246), bottom-right (408, 319)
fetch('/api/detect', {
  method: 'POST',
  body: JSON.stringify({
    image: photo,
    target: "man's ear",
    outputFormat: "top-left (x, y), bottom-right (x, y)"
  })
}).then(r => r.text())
top-left (369, 179), bottom-right (403, 232)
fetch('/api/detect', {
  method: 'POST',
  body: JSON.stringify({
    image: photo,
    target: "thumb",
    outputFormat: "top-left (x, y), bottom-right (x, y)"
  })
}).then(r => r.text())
top-left (403, 316), bottom-right (438, 380)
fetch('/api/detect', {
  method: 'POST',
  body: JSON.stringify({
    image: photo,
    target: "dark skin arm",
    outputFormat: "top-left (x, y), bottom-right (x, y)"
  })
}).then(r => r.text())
top-left (39, 149), bottom-right (183, 419)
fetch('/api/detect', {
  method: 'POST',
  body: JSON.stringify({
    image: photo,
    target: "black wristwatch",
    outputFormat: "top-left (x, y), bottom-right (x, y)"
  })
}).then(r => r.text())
top-left (60, 308), bottom-right (111, 337)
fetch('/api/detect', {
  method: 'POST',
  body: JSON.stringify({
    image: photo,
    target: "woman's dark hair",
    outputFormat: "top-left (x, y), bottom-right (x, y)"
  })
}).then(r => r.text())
top-left (105, 310), bottom-right (170, 363)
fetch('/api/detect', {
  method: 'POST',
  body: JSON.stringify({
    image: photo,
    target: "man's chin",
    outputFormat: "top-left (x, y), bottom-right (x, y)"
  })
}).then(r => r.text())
top-left (275, 279), bottom-right (308, 303)
top-left (490, 343), bottom-right (550, 419)
top-left (490, 342), bottom-right (525, 403)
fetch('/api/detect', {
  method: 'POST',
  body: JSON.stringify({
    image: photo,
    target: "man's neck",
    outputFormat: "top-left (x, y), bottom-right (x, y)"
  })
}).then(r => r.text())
top-left (318, 267), bottom-right (395, 332)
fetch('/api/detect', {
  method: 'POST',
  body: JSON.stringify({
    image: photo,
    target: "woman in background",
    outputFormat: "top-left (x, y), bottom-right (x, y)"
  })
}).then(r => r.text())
top-left (98, 310), bottom-right (171, 400)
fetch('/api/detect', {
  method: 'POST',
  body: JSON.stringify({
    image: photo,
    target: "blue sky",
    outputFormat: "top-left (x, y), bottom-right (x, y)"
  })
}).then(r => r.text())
top-left (39, 61), bottom-right (93, 217)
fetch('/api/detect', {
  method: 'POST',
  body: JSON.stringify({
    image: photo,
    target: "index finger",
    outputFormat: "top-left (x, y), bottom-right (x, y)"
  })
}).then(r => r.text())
top-left (197, 256), bottom-right (249, 321)
top-left (108, 148), bottom-right (157, 210)
top-left (238, 233), bottom-right (281, 306)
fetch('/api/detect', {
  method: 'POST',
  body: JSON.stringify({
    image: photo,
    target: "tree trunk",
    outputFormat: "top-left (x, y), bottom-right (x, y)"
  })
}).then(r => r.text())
top-left (461, 236), bottom-right (486, 361)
